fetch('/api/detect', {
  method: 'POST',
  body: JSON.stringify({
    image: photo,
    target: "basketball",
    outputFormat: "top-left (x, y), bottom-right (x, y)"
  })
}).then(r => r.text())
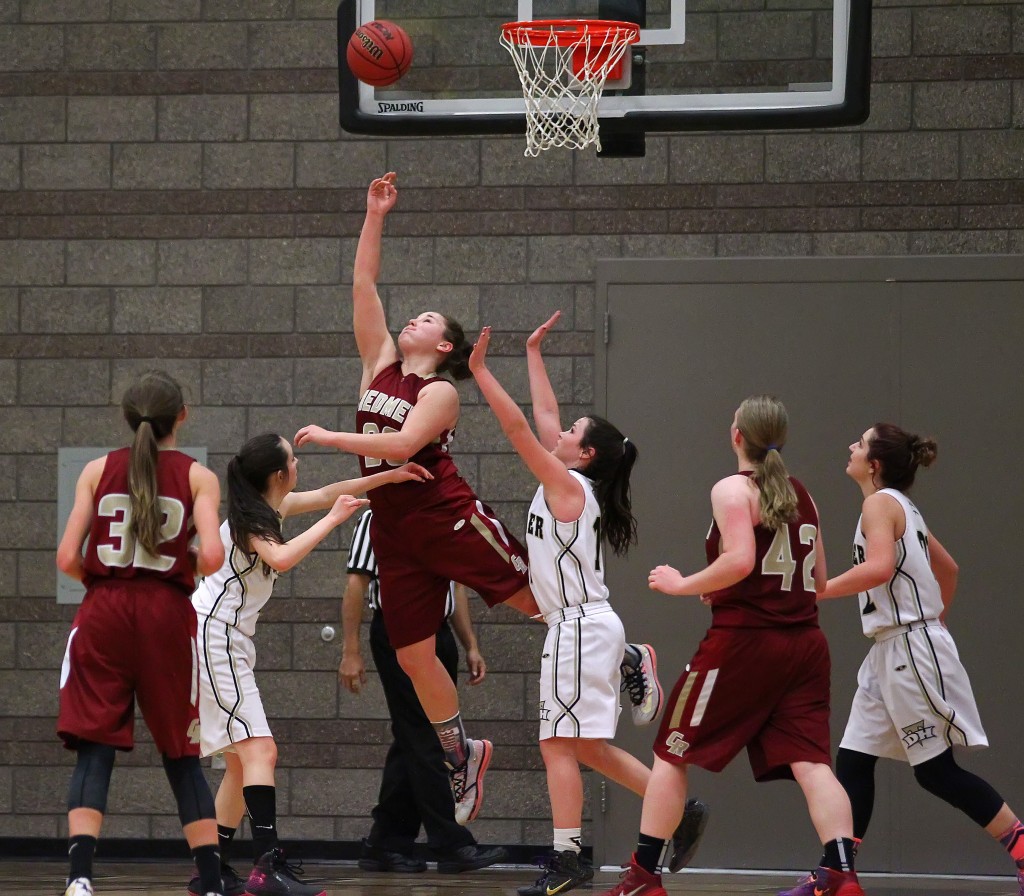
top-left (347, 20), bottom-right (413, 87)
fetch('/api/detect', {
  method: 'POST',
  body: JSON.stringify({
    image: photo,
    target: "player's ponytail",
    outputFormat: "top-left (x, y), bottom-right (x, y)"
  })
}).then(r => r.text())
top-left (579, 416), bottom-right (638, 556)
top-left (868, 423), bottom-right (937, 492)
top-left (735, 395), bottom-right (798, 532)
top-left (227, 434), bottom-right (287, 572)
top-left (436, 315), bottom-right (473, 381)
top-left (121, 370), bottom-right (185, 558)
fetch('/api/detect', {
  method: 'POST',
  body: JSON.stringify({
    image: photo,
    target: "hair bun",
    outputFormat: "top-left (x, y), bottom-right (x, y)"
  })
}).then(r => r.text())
top-left (911, 435), bottom-right (938, 468)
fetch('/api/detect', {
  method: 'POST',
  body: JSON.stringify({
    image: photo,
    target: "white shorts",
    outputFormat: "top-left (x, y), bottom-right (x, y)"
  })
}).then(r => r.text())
top-left (840, 622), bottom-right (988, 766)
top-left (538, 603), bottom-right (625, 741)
top-left (196, 614), bottom-right (272, 757)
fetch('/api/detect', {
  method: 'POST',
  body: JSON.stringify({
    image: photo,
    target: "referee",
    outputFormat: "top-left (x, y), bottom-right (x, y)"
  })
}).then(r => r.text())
top-left (340, 508), bottom-right (507, 873)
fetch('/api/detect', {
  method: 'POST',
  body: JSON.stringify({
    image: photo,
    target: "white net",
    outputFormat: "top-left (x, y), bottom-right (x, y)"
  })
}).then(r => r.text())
top-left (500, 20), bottom-right (640, 157)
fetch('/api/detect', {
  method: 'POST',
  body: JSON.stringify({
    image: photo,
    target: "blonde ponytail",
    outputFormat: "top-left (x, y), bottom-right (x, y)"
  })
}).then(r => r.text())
top-left (736, 395), bottom-right (798, 532)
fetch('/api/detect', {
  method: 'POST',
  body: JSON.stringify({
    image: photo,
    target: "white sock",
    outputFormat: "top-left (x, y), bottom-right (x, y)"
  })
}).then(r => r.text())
top-left (554, 828), bottom-right (582, 854)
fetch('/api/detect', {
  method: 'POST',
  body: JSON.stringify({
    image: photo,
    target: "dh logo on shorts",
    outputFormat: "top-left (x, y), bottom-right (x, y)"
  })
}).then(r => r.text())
top-left (901, 719), bottom-right (936, 749)
top-left (539, 701), bottom-right (550, 722)
top-left (664, 731), bottom-right (690, 757)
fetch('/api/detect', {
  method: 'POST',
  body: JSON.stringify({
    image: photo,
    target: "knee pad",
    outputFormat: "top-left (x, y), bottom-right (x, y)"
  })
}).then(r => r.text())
top-left (912, 749), bottom-right (1004, 827)
top-left (162, 754), bottom-right (215, 826)
top-left (67, 741), bottom-right (117, 812)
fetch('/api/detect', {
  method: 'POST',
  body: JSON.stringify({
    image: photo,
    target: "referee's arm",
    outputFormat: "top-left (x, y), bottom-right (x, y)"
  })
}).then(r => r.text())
top-left (340, 509), bottom-right (375, 694)
top-left (340, 572), bottom-right (370, 693)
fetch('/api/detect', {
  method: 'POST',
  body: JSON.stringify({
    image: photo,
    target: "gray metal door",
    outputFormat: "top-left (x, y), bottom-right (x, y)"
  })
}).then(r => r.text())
top-left (592, 257), bottom-right (1024, 875)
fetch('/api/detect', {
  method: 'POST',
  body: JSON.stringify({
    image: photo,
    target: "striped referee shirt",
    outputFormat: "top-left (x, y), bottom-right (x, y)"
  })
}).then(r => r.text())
top-left (346, 508), bottom-right (456, 617)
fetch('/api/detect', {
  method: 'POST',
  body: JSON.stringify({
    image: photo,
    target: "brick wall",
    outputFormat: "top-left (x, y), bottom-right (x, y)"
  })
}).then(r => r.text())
top-left (1, 0), bottom-right (1022, 849)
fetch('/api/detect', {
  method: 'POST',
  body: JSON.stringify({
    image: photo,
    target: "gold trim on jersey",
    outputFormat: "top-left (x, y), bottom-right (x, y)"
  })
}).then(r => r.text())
top-left (470, 513), bottom-right (510, 563)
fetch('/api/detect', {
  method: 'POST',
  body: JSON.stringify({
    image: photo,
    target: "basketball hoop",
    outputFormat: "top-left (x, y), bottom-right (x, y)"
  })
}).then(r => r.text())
top-left (500, 19), bottom-right (641, 157)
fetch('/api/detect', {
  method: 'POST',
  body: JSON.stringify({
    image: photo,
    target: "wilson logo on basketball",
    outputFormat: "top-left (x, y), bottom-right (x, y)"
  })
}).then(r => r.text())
top-left (355, 32), bottom-right (383, 60)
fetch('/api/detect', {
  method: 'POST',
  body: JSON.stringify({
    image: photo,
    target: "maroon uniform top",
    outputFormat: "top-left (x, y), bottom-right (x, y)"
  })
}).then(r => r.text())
top-left (81, 446), bottom-right (198, 595)
top-left (356, 361), bottom-right (476, 520)
top-left (704, 472), bottom-right (819, 629)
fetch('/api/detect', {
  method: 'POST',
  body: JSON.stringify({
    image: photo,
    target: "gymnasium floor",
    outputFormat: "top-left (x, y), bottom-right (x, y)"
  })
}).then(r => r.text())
top-left (7, 861), bottom-right (1020, 896)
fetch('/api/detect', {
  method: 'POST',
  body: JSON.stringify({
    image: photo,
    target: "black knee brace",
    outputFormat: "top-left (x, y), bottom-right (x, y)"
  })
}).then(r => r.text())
top-left (912, 749), bottom-right (1005, 827)
top-left (67, 741), bottom-right (117, 812)
top-left (162, 754), bottom-right (215, 827)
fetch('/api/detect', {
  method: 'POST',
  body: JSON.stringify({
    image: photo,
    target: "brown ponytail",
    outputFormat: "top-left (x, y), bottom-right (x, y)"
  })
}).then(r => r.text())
top-left (121, 370), bottom-right (185, 557)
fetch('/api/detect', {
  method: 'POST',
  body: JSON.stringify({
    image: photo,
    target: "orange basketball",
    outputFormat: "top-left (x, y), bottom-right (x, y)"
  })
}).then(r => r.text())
top-left (347, 20), bottom-right (413, 87)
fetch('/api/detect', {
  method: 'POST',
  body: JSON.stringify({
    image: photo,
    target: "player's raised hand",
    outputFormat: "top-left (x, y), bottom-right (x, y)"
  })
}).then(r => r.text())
top-left (469, 326), bottom-right (492, 374)
top-left (367, 171), bottom-right (398, 215)
top-left (294, 424), bottom-right (330, 448)
top-left (649, 564), bottom-right (687, 595)
top-left (527, 310), bottom-right (561, 350)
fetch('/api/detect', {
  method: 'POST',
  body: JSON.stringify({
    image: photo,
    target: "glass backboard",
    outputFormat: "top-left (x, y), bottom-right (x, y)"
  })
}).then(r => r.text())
top-left (337, 0), bottom-right (871, 140)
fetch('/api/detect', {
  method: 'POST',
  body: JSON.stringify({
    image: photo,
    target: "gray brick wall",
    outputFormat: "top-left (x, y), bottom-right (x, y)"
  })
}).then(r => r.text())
top-left (1, 0), bottom-right (1022, 852)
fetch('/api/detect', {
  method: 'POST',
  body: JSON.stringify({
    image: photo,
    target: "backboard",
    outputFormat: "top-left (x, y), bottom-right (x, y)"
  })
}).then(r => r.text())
top-left (337, 0), bottom-right (871, 141)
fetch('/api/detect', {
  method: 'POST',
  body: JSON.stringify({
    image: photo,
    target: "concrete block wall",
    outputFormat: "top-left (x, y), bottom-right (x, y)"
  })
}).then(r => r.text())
top-left (1, 0), bottom-right (1022, 849)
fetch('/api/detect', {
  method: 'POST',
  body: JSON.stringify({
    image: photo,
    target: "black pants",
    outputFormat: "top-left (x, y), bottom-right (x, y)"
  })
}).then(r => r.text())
top-left (367, 610), bottom-right (475, 854)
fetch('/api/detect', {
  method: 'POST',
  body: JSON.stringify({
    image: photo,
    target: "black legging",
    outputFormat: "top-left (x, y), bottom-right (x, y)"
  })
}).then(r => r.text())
top-left (837, 746), bottom-right (1005, 838)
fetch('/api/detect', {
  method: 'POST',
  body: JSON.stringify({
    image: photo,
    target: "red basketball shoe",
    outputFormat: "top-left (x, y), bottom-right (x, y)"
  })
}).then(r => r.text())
top-left (777, 866), bottom-right (865, 896)
top-left (596, 857), bottom-right (666, 896)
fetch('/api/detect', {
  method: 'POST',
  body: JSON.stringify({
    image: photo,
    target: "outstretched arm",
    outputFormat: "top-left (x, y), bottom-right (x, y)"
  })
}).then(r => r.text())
top-left (526, 311), bottom-right (563, 451)
top-left (250, 494), bottom-right (368, 573)
top-left (279, 463), bottom-right (432, 518)
top-left (353, 172), bottom-right (400, 388)
top-left (295, 380), bottom-right (459, 461)
top-left (469, 326), bottom-right (584, 522)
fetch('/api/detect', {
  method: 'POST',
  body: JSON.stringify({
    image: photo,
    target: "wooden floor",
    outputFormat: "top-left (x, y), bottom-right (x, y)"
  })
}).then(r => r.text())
top-left (8, 861), bottom-right (1021, 896)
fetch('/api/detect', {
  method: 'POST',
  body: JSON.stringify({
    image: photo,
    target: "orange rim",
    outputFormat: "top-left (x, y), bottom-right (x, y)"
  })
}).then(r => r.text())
top-left (500, 18), bottom-right (641, 48)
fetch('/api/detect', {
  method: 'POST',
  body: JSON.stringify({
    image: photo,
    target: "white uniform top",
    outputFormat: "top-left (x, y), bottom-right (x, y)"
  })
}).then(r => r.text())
top-left (854, 488), bottom-right (943, 638)
top-left (526, 469), bottom-right (609, 619)
top-left (192, 520), bottom-right (278, 639)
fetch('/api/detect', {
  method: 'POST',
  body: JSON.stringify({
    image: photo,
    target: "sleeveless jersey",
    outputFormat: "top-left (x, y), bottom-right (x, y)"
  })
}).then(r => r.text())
top-left (853, 488), bottom-right (942, 638)
top-left (356, 361), bottom-right (476, 519)
top-left (526, 470), bottom-right (609, 617)
top-left (191, 520), bottom-right (278, 639)
top-left (81, 446), bottom-right (198, 594)
top-left (705, 473), bottom-right (820, 628)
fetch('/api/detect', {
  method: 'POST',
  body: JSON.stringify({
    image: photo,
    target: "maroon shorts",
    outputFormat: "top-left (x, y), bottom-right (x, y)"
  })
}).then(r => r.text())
top-left (653, 625), bottom-right (832, 782)
top-left (372, 498), bottom-right (529, 648)
top-left (57, 580), bottom-right (201, 758)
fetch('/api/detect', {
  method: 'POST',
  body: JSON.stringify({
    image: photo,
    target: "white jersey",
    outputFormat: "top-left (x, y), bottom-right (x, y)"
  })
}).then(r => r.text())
top-left (526, 470), bottom-right (609, 618)
top-left (854, 488), bottom-right (943, 638)
top-left (192, 520), bottom-right (278, 639)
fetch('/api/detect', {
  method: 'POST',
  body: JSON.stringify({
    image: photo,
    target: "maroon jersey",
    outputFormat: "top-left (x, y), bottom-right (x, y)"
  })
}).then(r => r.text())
top-left (705, 473), bottom-right (819, 629)
top-left (81, 446), bottom-right (198, 595)
top-left (356, 361), bottom-right (477, 519)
